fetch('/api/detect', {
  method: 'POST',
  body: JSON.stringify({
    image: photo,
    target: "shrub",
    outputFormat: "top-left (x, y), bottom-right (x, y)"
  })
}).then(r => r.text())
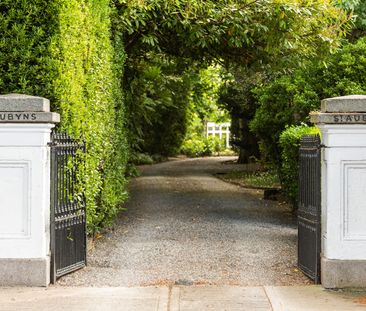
top-left (206, 136), bottom-right (226, 155)
top-left (129, 153), bottom-right (154, 165)
top-left (180, 134), bottom-right (207, 157)
top-left (180, 134), bottom-right (227, 157)
top-left (0, 0), bottom-right (129, 233)
top-left (279, 124), bottom-right (320, 208)
top-left (250, 73), bottom-right (320, 166)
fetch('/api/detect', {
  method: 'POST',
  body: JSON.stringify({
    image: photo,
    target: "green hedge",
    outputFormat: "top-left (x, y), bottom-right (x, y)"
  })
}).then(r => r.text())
top-left (0, 0), bottom-right (129, 233)
top-left (279, 124), bottom-right (320, 209)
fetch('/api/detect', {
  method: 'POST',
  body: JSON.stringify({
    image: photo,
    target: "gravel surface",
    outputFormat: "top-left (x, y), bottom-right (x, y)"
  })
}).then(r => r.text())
top-left (57, 156), bottom-right (311, 287)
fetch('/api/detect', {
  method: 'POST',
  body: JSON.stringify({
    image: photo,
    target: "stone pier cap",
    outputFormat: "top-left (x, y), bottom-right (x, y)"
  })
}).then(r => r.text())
top-left (311, 95), bottom-right (366, 124)
top-left (0, 94), bottom-right (60, 123)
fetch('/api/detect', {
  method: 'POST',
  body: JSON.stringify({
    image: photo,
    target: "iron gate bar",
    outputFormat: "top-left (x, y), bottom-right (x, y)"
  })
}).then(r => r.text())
top-left (298, 134), bottom-right (321, 284)
top-left (50, 132), bottom-right (87, 283)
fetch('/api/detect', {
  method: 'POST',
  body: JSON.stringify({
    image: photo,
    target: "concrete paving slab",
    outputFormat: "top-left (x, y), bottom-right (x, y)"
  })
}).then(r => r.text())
top-left (0, 287), bottom-right (169, 311)
top-left (1, 285), bottom-right (366, 311)
top-left (170, 286), bottom-right (272, 311)
top-left (265, 286), bottom-right (366, 311)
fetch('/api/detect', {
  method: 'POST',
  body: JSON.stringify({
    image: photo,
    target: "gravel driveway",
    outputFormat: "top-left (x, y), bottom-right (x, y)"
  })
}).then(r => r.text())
top-left (57, 156), bottom-right (311, 287)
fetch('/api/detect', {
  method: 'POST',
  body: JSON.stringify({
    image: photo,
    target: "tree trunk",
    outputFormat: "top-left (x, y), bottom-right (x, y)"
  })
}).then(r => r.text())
top-left (236, 118), bottom-right (259, 164)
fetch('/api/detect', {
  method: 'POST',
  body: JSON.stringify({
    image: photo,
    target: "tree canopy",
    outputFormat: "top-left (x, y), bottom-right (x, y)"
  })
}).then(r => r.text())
top-left (115, 0), bottom-right (349, 68)
top-left (1, 0), bottom-right (360, 228)
top-left (112, 0), bottom-right (351, 161)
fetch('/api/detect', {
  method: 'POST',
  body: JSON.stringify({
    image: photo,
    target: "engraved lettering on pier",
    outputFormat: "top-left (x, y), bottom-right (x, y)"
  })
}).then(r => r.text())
top-left (333, 114), bottom-right (366, 123)
top-left (0, 113), bottom-right (38, 122)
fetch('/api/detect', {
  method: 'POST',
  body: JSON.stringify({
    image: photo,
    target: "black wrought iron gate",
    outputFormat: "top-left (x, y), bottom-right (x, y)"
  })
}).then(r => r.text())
top-left (298, 135), bottom-right (321, 283)
top-left (50, 132), bottom-right (86, 283)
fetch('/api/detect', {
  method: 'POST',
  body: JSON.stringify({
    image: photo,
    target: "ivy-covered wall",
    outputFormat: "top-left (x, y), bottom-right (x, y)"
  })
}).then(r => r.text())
top-left (0, 0), bottom-right (129, 233)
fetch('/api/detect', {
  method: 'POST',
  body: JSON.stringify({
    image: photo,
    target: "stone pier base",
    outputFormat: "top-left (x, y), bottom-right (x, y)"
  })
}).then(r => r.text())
top-left (321, 257), bottom-right (366, 288)
top-left (0, 257), bottom-right (50, 287)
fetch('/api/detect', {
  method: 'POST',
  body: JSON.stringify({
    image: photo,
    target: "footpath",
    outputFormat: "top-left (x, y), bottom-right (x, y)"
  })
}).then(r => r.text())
top-left (0, 285), bottom-right (365, 311)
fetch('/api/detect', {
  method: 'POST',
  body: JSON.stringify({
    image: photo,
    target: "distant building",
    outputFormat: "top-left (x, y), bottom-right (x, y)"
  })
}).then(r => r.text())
top-left (206, 121), bottom-right (231, 148)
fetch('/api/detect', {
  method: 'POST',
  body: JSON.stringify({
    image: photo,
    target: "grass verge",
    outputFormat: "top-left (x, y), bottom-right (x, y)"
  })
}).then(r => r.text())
top-left (217, 170), bottom-right (280, 189)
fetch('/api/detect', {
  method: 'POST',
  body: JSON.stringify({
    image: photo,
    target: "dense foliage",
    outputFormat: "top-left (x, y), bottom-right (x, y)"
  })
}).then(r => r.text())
top-left (115, 0), bottom-right (348, 66)
top-left (252, 36), bottom-right (366, 166)
top-left (250, 73), bottom-right (318, 166)
top-left (0, 0), bottom-right (355, 228)
top-left (115, 0), bottom-right (349, 162)
top-left (218, 69), bottom-right (261, 163)
top-left (250, 35), bottom-right (366, 206)
top-left (337, 0), bottom-right (366, 39)
top-left (279, 125), bottom-right (320, 208)
top-left (123, 56), bottom-right (194, 156)
top-left (181, 66), bottom-right (229, 158)
top-left (0, 0), bottom-right (129, 232)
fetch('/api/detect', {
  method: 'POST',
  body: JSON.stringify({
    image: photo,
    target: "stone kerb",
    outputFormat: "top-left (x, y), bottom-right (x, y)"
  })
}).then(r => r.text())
top-left (311, 95), bottom-right (366, 289)
top-left (0, 94), bottom-right (59, 287)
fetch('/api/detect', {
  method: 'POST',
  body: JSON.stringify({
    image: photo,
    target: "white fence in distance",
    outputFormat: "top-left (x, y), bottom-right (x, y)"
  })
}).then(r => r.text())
top-left (206, 121), bottom-right (230, 148)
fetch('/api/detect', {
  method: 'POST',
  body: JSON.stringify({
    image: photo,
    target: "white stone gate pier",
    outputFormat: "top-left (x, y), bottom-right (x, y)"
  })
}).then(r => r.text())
top-left (0, 94), bottom-right (59, 286)
top-left (311, 95), bottom-right (366, 288)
